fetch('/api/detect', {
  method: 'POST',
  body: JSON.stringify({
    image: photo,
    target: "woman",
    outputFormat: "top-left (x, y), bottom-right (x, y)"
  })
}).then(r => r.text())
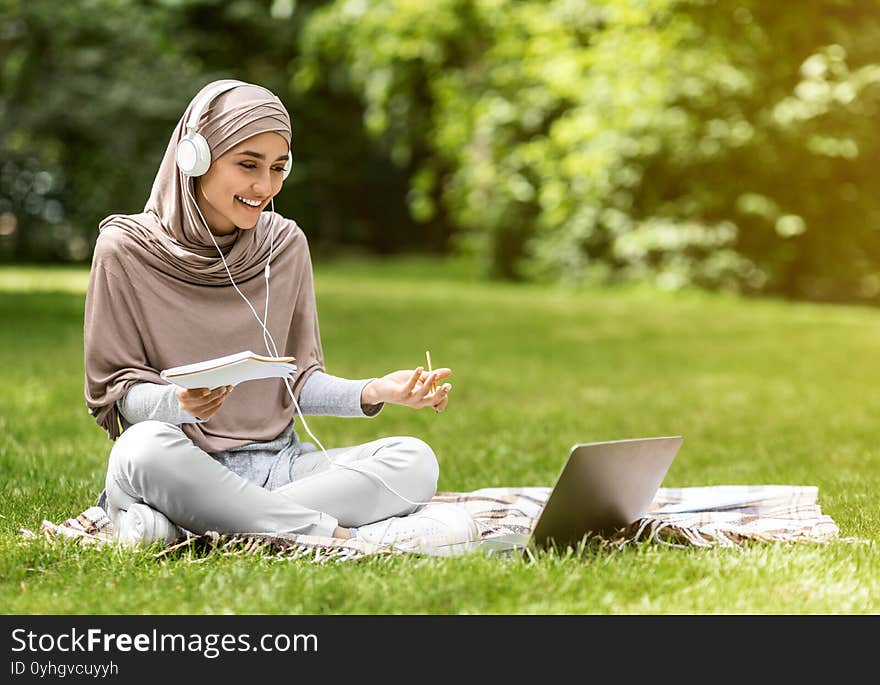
top-left (84, 79), bottom-right (479, 551)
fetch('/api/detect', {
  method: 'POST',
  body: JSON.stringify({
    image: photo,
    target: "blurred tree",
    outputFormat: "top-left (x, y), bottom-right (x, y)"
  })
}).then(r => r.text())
top-left (296, 0), bottom-right (880, 302)
top-left (3, 0), bottom-right (880, 304)
top-left (678, 2), bottom-right (880, 302)
top-left (0, 0), bottom-right (201, 261)
top-left (0, 0), bottom-right (424, 263)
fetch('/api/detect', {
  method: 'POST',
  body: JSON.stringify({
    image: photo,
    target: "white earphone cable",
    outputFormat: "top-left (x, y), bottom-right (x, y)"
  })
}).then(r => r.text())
top-left (186, 180), bottom-right (434, 508)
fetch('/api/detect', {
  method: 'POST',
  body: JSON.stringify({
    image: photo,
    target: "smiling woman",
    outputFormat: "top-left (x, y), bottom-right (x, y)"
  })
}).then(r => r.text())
top-left (81, 79), bottom-right (473, 554)
top-left (195, 133), bottom-right (292, 236)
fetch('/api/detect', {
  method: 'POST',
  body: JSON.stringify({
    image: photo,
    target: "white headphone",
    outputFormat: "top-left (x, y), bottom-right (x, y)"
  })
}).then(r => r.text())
top-left (175, 81), bottom-right (293, 179)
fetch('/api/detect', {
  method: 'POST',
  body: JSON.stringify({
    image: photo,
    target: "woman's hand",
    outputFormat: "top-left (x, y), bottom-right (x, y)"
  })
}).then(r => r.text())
top-left (362, 367), bottom-right (452, 413)
top-left (176, 385), bottom-right (234, 420)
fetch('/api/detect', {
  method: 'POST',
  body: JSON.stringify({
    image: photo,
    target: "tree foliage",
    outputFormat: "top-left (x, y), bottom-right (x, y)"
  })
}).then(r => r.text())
top-left (3, 0), bottom-right (880, 303)
top-left (297, 0), bottom-right (880, 301)
top-left (0, 0), bottom-right (421, 262)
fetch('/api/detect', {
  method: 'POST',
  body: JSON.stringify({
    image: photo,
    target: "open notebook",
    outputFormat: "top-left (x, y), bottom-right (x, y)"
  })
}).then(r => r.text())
top-left (160, 350), bottom-right (296, 389)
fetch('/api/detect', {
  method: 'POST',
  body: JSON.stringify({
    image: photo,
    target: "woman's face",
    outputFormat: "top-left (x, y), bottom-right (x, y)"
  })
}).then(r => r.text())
top-left (195, 131), bottom-right (289, 236)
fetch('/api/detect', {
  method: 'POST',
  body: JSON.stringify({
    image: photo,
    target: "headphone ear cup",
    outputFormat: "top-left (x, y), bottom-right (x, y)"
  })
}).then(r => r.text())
top-left (282, 151), bottom-right (293, 181)
top-left (176, 132), bottom-right (212, 177)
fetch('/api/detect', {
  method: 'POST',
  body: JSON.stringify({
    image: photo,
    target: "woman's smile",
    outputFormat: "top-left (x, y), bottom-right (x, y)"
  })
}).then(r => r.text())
top-left (234, 194), bottom-right (266, 211)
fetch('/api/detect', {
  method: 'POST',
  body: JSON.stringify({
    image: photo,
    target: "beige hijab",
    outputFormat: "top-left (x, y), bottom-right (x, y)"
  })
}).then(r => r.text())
top-left (84, 79), bottom-right (324, 452)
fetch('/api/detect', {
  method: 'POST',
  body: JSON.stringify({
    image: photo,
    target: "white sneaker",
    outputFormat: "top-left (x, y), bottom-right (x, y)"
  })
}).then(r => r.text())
top-left (115, 503), bottom-right (181, 547)
top-left (356, 503), bottom-right (481, 556)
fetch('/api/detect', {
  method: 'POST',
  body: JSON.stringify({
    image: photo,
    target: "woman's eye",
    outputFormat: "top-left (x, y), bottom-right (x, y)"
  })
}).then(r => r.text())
top-left (239, 163), bottom-right (284, 173)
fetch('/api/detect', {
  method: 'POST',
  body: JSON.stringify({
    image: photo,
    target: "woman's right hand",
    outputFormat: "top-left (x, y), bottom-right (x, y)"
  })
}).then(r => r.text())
top-left (176, 385), bottom-right (234, 420)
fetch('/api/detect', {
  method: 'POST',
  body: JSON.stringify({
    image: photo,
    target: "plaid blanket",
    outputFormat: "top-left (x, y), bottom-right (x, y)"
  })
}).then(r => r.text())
top-left (21, 485), bottom-right (840, 563)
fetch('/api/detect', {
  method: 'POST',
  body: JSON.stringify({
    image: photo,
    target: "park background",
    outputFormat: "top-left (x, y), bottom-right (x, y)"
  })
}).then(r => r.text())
top-left (1, 0), bottom-right (879, 613)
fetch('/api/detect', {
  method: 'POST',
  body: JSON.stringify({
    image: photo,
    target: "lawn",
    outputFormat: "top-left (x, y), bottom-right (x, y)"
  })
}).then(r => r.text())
top-left (1, 258), bottom-right (878, 614)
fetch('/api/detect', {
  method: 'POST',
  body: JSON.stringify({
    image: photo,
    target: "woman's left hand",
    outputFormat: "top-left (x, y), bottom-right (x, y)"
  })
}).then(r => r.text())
top-left (362, 367), bottom-right (452, 413)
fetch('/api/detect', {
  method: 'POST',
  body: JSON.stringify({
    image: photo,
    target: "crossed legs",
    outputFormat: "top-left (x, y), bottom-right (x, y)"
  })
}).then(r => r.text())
top-left (104, 421), bottom-right (439, 540)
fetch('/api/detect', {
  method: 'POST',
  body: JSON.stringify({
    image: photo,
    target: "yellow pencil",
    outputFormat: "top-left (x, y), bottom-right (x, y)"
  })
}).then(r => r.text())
top-left (425, 350), bottom-right (436, 393)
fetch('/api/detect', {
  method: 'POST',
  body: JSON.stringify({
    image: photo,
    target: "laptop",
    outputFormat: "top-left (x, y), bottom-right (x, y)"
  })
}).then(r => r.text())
top-left (439, 436), bottom-right (683, 556)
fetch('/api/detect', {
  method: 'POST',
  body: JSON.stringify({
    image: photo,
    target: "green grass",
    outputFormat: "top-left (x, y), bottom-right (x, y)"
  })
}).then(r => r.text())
top-left (1, 257), bottom-right (878, 614)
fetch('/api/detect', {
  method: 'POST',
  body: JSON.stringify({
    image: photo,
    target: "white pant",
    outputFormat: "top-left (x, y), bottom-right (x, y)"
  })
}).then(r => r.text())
top-left (104, 420), bottom-right (439, 537)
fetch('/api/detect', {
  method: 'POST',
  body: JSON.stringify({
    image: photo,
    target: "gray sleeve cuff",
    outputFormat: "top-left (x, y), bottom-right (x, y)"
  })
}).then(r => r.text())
top-left (299, 371), bottom-right (384, 418)
top-left (117, 382), bottom-right (206, 426)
